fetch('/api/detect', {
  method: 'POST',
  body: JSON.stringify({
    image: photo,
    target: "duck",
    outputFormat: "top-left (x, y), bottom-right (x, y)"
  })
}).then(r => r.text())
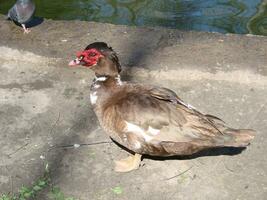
top-left (69, 42), bottom-right (255, 172)
top-left (6, 0), bottom-right (36, 34)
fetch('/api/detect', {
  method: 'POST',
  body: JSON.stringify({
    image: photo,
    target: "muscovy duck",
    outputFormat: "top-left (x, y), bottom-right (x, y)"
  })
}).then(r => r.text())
top-left (69, 42), bottom-right (255, 172)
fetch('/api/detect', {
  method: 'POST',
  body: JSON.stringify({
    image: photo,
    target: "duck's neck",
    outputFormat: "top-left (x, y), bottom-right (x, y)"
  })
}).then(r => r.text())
top-left (90, 75), bottom-right (123, 106)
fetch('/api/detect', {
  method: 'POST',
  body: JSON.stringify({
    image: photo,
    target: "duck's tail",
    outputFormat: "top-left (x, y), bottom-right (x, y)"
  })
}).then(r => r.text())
top-left (218, 128), bottom-right (255, 147)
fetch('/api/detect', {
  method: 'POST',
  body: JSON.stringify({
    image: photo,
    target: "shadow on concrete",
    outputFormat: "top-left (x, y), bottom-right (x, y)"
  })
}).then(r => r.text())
top-left (112, 139), bottom-right (246, 161)
top-left (27, 16), bottom-right (44, 28)
top-left (118, 30), bottom-right (161, 81)
top-left (13, 16), bottom-right (44, 28)
top-left (144, 147), bottom-right (246, 161)
top-left (45, 106), bottom-right (97, 182)
top-left (118, 28), bottom-right (183, 83)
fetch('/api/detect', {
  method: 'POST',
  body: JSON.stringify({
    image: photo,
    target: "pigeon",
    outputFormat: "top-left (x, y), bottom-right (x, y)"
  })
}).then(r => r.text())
top-left (7, 0), bottom-right (36, 34)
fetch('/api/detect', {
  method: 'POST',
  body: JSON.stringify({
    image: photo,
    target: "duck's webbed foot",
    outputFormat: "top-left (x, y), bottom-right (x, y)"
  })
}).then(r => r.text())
top-left (114, 153), bottom-right (142, 172)
top-left (22, 24), bottom-right (30, 34)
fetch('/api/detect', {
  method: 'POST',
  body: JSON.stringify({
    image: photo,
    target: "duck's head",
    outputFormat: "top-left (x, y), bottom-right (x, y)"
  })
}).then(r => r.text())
top-left (69, 42), bottom-right (122, 77)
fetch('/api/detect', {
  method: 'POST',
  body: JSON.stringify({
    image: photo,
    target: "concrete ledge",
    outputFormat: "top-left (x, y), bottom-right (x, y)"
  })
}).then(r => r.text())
top-left (0, 16), bottom-right (266, 200)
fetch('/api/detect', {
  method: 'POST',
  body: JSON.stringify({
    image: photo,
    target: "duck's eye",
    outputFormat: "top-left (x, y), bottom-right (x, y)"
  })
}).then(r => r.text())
top-left (89, 52), bottom-right (96, 57)
top-left (78, 56), bottom-right (84, 61)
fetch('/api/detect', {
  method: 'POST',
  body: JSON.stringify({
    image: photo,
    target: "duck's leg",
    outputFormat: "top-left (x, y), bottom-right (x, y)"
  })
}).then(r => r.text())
top-left (22, 24), bottom-right (30, 34)
top-left (114, 153), bottom-right (142, 172)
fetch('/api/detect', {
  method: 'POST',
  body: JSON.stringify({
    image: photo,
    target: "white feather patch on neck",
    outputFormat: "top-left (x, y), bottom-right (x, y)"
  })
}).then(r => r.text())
top-left (90, 91), bottom-right (98, 105)
top-left (95, 76), bottom-right (107, 82)
top-left (93, 84), bottom-right (100, 89)
top-left (115, 75), bottom-right (123, 85)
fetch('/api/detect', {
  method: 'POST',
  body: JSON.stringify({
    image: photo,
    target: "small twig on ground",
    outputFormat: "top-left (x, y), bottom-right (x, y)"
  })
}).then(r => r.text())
top-left (49, 112), bottom-right (61, 135)
top-left (11, 175), bottom-right (13, 194)
top-left (120, 165), bottom-right (194, 188)
top-left (164, 166), bottom-right (194, 181)
top-left (5, 166), bottom-right (13, 194)
top-left (7, 142), bottom-right (29, 157)
top-left (223, 161), bottom-right (235, 173)
top-left (48, 141), bottom-right (112, 151)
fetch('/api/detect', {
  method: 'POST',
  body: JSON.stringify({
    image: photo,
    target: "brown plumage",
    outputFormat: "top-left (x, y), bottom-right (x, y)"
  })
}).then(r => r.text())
top-left (69, 42), bottom-right (255, 172)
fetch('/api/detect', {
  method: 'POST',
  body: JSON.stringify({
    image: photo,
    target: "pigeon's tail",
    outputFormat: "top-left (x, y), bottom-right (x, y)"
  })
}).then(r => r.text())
top-left (5, 13), bottom-right (10, 20)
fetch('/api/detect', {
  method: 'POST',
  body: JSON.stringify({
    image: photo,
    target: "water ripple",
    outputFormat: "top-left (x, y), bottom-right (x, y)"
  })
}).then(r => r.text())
top-left (0, 0), bottom-right (266, 36)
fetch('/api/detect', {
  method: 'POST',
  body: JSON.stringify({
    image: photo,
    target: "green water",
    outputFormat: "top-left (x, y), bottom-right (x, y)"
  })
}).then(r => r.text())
top-left (0, 0), bottom-right (266, 36)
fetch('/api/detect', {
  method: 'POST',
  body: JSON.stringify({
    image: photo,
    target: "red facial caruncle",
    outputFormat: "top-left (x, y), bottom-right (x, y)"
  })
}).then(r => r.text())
top-left (69, 48), bottom-right (103, 67)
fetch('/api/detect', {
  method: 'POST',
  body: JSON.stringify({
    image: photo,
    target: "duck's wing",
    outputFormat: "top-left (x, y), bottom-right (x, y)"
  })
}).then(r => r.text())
top-left (109, 86), bottom-right (225, 146)
top-left (149, 87), bottom-right (226, 133)
top-left (106, 86), bottom-right (254, 155)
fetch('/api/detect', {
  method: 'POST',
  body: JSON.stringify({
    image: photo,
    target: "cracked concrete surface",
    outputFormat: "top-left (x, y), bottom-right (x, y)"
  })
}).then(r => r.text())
top-left (0, 15), bottom-right (266, 199)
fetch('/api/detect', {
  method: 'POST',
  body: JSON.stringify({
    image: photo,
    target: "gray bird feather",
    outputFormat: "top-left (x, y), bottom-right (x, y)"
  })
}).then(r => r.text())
top-left (7, 0), bottom-right (35, 24)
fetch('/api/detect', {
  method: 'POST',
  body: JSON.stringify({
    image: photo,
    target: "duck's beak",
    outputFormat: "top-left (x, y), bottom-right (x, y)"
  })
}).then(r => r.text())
top-left (68, 58), bottom-right (80, 66)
